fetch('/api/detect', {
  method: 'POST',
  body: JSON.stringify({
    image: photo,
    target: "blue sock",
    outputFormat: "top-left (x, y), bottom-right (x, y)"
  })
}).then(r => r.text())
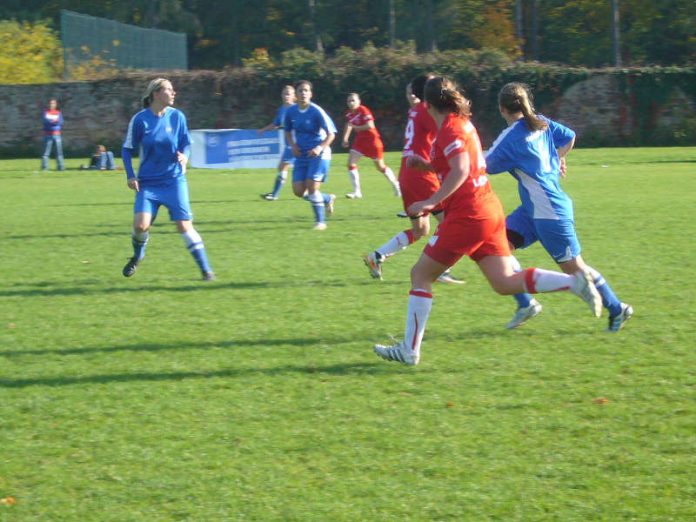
top-left (510, 255), bottom-right (533, 308)
top-left (588, 267), bottom-right (622, 316)
top-left (131, 231), bottom-right (149, 261)
top-left (271, 171), bottom-right (287, 198)
top-left (182, 229), bottom-right (212, 274)
top-left (307, 191), bottom-right (325, 223)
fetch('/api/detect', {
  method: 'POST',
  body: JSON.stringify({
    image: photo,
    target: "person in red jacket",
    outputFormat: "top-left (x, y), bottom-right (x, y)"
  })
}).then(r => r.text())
top-left (340, 93), bottom-right (400, 199)
top-left (373, 77), bottom-right (603, 366)
top-left (41, 98), bottom-right (65, 171)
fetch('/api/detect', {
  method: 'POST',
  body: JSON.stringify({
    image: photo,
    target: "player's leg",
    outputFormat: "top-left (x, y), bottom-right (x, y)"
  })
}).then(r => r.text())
top-left (374, 157), bottom-right (400, 196)
top-left (123, 200), bottom-right (153, 277)
top-left (374, 252), bottom-right (446, 366)
top-left (346, 150), bottom-right (363, 199)
top-left (41, 136), bottom-right (52, 171)
top-left (54, 136), bottom-right (65, 171)
top-left (170, 180), bottom-right (214, 279)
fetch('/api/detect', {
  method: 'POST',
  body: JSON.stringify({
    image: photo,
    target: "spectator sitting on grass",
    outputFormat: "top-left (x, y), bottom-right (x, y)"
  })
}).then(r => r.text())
top-left (81, 144), bottom-right (116, 170)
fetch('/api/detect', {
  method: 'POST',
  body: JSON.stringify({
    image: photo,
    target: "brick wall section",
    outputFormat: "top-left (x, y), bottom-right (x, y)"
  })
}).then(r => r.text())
top-left (1, 71), bottom-right (693, 157)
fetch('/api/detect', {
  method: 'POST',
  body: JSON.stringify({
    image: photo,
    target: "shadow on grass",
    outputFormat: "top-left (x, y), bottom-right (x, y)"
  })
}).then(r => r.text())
top-left (0, 361), bottom-right (387, 388)
top-left (0, 335), bottom-right (356, 358)
top-left (0, 276), bottom-right (391, 297)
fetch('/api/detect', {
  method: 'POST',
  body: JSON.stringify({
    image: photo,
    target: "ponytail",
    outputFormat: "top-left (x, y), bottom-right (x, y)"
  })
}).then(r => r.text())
top-left (498, 82), bottom-right (548, 132)
top-left (424, 76), bottom-right (471, 117)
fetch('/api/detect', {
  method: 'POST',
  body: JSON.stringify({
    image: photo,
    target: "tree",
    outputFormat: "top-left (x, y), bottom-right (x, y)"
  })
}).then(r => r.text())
top-left (0, 20), bottom-right (63, 84)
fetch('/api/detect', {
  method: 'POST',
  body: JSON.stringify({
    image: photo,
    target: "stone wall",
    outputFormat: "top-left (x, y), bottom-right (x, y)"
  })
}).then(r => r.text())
top-left (1, 71), bottom-right (693, 158)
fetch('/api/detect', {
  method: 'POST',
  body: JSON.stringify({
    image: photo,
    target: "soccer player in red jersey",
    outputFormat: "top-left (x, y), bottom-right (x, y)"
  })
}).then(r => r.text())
top-left (362, 74), bottom-right (462, 284)
top-left (340, 93), bottom-right (400, 199)
top-left (373, 77), bottom-right (603, 365)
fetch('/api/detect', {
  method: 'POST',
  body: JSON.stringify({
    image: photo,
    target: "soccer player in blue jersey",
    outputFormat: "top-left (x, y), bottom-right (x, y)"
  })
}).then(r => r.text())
top-left (259, 85), bottom-right (296, 201)
top-left (485, 82), bottom-right (632, 332)
top-left (121, 78), bottom-right (215, 280)
top-left (283, 80), bottom-right (337, 230)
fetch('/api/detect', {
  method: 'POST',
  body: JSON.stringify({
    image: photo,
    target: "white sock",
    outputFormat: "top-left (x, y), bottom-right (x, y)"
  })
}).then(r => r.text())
top-left (523, 268), bottom-right (574, 293)
top-left (376, 230), bottom-right (415, 258)
top-left (404, 289), bottom-right (433, 361)
top-left (348, 168), bottom-right (361, 194)
top-left (383, 166), bottom-right (397, 184)
top-left (181, 229), bottom-right (204, 251)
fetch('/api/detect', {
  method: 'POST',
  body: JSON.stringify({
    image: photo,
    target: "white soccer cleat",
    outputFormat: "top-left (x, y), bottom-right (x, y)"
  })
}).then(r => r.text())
top-left (373, 340), bottom-right (418, 365)
top-left (506, 299), bottom-right (542, 329)
top-left (326, 194), bottom-right (336, 215)
top-left (436, 269), bottom-right (465, 285)
top-left (571, 270), bottom-right (602, 318)
top-left (607, 303), bottom-right (633, 332)
top-left (345, 192), bottom-right (363, 199)
top-left (313, 222), bottom-right (327, 231)
top-left (363, 252), bottom-right (383, 280)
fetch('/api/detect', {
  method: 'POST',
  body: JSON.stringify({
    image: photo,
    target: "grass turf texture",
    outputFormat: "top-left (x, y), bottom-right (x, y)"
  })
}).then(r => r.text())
top-left (1, 148), bottom-right (695, 520)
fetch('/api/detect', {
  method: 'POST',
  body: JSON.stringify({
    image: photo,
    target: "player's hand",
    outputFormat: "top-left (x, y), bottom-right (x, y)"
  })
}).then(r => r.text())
top-left (406, 156), bottom-right (431, 171)
top-left (291, 144), bottom-right (301, 157)
top-left (559, 157), bottom-right (568, 178)
top-left (127, 178), bottom-right (139, 192)
top-left (341, 140), bottom-right (349, 148)
top-left (407, 199), bottom-right (434, 217)
top-left (308, 145), bottom-right (323, 158)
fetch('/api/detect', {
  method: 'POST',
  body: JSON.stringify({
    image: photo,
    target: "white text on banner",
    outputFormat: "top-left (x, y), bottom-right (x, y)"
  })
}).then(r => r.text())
top-left (190, 129), bottom-right (283, 169)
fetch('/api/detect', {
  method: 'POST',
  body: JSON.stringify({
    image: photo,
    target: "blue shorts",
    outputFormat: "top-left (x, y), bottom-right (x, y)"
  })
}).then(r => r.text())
top-left (292, 156), bottom-right (330, 183)
top-left (134, 178), bottom-right (193, 222)
top-left (280, 146), bottom-right (295, 165)
top-left (506, 206), bottom-right (581, 263)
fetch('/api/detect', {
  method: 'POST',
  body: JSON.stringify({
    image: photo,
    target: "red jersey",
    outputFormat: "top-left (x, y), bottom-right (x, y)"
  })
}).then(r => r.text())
top-left (346, 104), bottom-right (384, 158)
top-left (431, 113), bottom-right (499, 219)
top-left (402, 102), bottom-right (437, 162)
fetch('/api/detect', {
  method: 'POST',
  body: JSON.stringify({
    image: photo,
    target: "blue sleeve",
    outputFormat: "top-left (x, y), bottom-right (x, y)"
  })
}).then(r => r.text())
top-left (485, 140), bottom-right (514, 174)
top-left (58, 111), bottom-right (64, 127)
top-left (272, 106), bottom-right (283, 127)
top-left (547, 119), bottom-right (575, 148)
top-left (122, 147), bottom-right (135, 180)
top-left (283, 109), bottom-right (293, 131)
top-left (177, 111), bottom-right (192, 152)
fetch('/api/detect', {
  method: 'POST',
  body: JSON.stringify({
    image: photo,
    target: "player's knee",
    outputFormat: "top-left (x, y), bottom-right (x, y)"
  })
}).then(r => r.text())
top-left (348, 164), bottom-right (357, 171)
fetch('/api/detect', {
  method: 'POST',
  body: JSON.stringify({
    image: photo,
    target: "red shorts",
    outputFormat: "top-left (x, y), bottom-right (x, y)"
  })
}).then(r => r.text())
top-left (399, 160), bottom-right (442, 214)
top-left (351, 134), bottom-right (384, 160)
top-left (423, 211), bottom-right (511, 267)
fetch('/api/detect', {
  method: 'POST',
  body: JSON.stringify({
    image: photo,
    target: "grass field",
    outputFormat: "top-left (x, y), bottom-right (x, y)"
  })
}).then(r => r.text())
top-left (1, 148), bottom-right (695, 521)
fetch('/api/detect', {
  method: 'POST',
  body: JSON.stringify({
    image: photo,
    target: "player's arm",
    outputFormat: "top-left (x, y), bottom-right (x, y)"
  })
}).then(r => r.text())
top-left (408, 152), bottom-right (469, 215)
top-left (349, 120), bottom-right (375, 132)
top-left (341, 123), bottom-right (353, 148)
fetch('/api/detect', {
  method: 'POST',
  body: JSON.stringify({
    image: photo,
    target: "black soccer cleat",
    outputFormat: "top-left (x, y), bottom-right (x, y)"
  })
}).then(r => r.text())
top-left (122, 257), bottom-right (140, 277)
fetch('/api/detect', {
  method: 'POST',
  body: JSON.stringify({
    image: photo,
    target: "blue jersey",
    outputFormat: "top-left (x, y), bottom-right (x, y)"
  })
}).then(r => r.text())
top-left (284, 102), bottom-right (336, 157)
top-left (273, 104), bottom-right (293, 128)
top-left (485, 117), bottom-right (575, 221)
top-left (123, 107), bottom-right (192, 184)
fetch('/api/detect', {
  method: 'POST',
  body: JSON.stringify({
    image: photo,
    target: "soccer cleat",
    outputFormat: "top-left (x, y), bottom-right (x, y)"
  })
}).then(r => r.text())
top-left (326, 194), bottom-right (336, 215)
top-left (570, 270), bottom-right (602, 318)
top-left (506, 299), bottom-right (543, 329)
top-left (261, 193), bottom-right (278, 201)
top-left (313, 222), bottom-right (327, 231)
top-left (374, 341), bottom-right (418, 365)
top-left (436, 269), bottom-right (465, 285)
top-left (122, 257), bottom-right (140, 277)
top-left (396, 210), bottom-right (409, 218)
top-left (363, 252), bottom-right (383, 280)
top-left (607, 303), bottom-right (633, 332)
top-left (345, 192), bottom-right (363, 199)
top-left (202, 271), bottom-right (216, 281)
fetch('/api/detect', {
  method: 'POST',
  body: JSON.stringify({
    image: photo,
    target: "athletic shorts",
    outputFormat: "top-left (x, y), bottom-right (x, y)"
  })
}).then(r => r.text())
top-left (280, 145), bottom-right (295, 165)
top-left (351, 135), bottom-right (384, 160)
top-left (135, 178), bottom-right (193, 221)
top-left (398, 160), bottom-right (443, 215)
top-left (292, 156), bottom-right (331, 183)
top-left (506, 206), bottom-right (581, 263)
top-left (424, 211), bottom-right (510, 267)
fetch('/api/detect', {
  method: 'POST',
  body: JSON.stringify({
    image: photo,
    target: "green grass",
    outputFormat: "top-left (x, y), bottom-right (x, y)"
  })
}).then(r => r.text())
top-left (1, 148), bottom-right (695, 521)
